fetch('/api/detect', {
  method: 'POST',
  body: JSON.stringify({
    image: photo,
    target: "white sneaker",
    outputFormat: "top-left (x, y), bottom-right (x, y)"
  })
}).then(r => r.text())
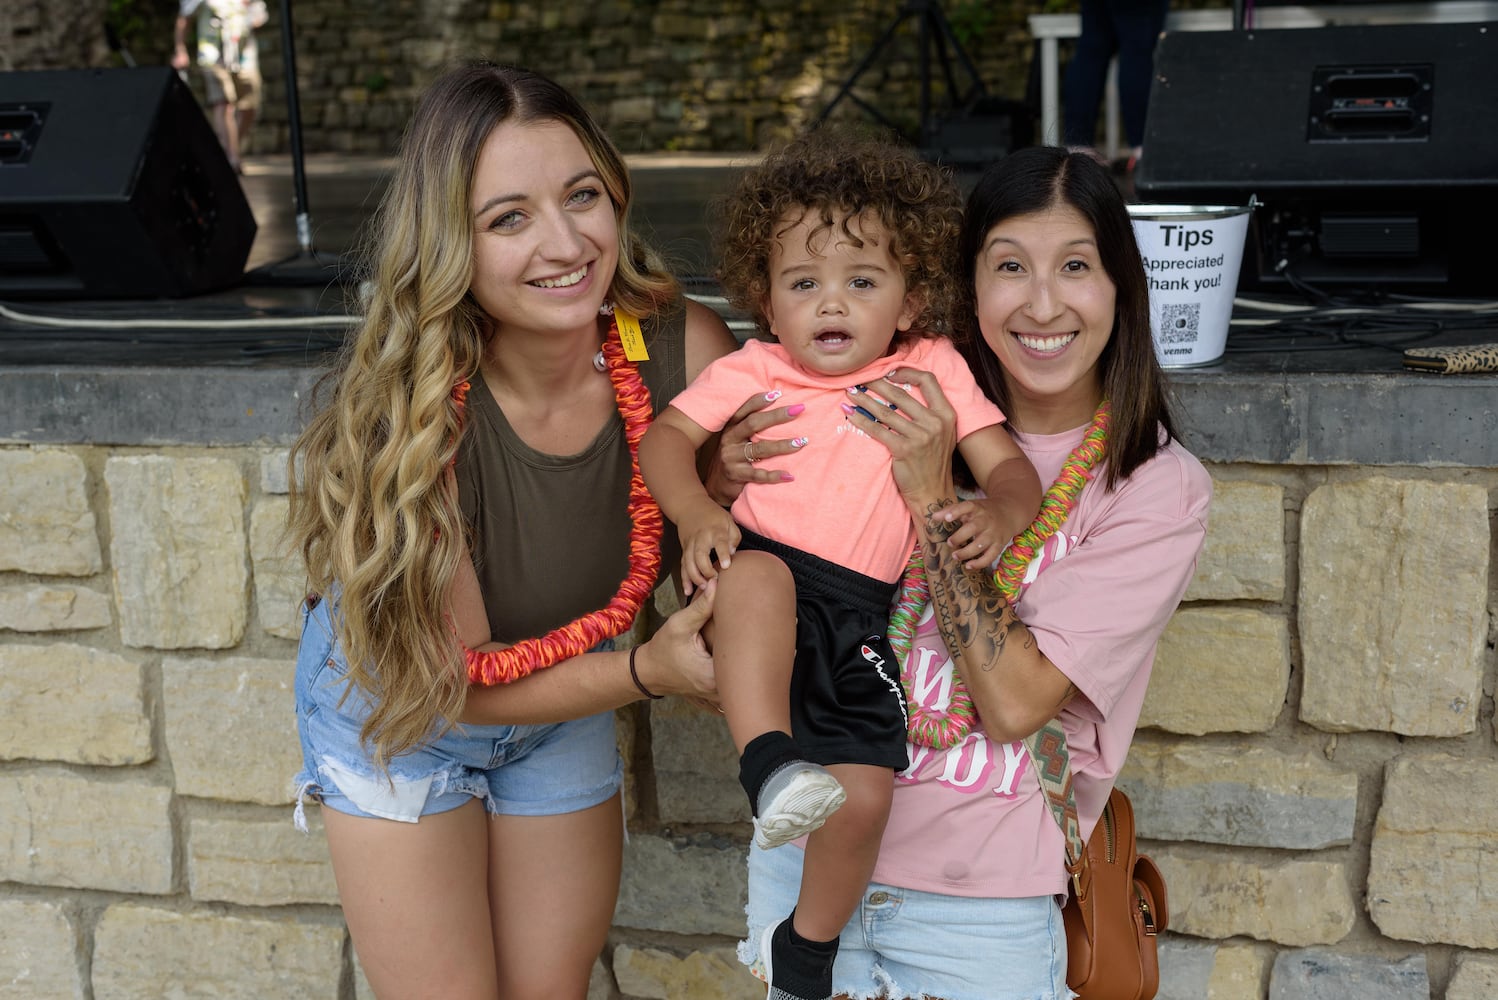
top-left (753, 761), bottom-right (845, 849)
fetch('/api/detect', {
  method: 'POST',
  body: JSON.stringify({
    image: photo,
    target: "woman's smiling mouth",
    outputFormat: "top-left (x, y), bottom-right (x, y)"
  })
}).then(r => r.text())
top-left (531, 265), bottom-right (588, 288)
top-left (1015, 332), bottom-right (1077, 354)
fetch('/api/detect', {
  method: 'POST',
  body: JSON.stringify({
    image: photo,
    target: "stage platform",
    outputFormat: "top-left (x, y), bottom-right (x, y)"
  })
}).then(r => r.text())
top-left (0, 151), bottom-right (755, 367)
top-left (0, 152), bottom-right (1495, 381)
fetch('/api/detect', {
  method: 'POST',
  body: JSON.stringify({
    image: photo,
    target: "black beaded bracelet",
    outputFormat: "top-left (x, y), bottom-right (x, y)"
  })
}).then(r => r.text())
top-left (628, 645), bottom-right (663, 700)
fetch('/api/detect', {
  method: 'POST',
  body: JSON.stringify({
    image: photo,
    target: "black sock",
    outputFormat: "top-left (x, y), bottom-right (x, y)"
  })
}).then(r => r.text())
top-left (768, 910), bottom-right (838, 999)
top-left (738, 730), bottom-right (801, 817)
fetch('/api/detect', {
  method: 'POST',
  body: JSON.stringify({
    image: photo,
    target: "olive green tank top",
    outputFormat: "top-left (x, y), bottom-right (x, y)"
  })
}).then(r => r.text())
top-left (455, 302), bottom-right (689, 644)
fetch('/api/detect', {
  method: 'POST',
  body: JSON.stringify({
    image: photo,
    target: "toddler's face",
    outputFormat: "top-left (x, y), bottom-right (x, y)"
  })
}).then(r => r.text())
top-left (763, 208), bottom-right (919, 378)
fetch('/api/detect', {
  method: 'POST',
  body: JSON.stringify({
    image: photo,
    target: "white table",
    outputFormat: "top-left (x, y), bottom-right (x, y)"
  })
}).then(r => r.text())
top-left (1029, 2), bottom-right (1498, 158)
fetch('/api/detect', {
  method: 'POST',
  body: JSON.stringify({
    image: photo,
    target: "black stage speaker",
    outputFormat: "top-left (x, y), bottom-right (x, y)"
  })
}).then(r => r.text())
top-left (1135, 22), bottom-right (1498, 295)
top-left (0, 66), bottom-right (257, 299)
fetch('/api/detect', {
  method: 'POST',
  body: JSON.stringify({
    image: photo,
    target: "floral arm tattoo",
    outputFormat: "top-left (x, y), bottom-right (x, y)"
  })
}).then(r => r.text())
top-left (921, 500), bottom-right (1032, 673)
top-left (920, 500), bottom-right (1078, 717)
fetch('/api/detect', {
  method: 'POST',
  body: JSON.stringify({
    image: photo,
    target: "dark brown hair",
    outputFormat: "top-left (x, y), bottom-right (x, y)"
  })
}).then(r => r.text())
top-left (957, 146), bottom-right (1178, 491)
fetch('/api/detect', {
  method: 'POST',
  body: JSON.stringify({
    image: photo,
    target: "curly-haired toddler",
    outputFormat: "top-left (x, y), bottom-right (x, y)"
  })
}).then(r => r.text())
top-left (639, 127), bottom-right (1042, 1000)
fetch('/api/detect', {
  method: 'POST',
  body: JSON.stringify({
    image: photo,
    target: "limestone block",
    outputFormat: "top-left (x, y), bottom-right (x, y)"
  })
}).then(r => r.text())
top-left (0, 642), bottom-right (150, 765)
top-left (1367, 754), bottom-right (1498, 948)
top-left (653, 697), bottom-right (744, 824)
top-left (162, 655), bottom-right (300, 806)
top-left (613, 943), bottom-right (762, 999)
top-left (251, 497), bottom-right (304, 640)
top-left (1268, 949), bottom-right (1428, 1000)
top-left (353, 950), bottom-right (373, 1000)
top-left (188, 812), bottom-right (338, 906)
top-left (0, 584), bottom-right (110, 632)
top-left (653, 13), bottom-right (716, 39)
top-left (616, 832), bottom-right (748, 937)
top-left (589, 957), bottom-right (611, 1000)
top-left (1120, 742), bottom-right (1356, 849)
top-left (0, 448), bottom-right (101, 576)
top-left (1299, 478), bottom-right (1487, 736)
top-left (1159, 937), bottom-right (1272, 1000)
top-left (1140, 608), bottom-right (1289, 735)
top-left (612, 96), bottom-right (655, 121)
top-left (1208, 943), bottom-right (1275, 999)
top-left (406, 40), bottom-right (448, 68)
top-left (106, 456), bottom-right (249, 650)
top-left (1447, 954), bottom-right (1498, 1000)
top-left (259, 450), bottom-right (292, 494)
top-left (1155, 849), bottom-right (1355, 946)
top-left (0, 898), bottom-right (84, 1000)
top-left (1184, 481), bottom-right (1285, 602)
top-left (1158, 937), bottom-right (1216, 1000)
top-left (0, 767), bottom-right (172, 893)
top-left (92, 904), bottom-right (343, 999)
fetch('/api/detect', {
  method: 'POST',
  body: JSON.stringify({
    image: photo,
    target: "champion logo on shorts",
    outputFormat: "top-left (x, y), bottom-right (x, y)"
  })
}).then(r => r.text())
top-left (861, 638), bottom-right (908, 728)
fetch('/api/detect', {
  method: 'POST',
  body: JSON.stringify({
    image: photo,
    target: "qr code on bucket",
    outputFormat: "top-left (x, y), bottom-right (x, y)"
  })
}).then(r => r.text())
top-left (1159, 303), bottom-right (1200, 344)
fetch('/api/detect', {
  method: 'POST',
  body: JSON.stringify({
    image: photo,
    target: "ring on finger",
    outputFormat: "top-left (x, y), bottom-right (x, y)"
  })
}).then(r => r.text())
top-left (744, 440), bottom-right (758, 464)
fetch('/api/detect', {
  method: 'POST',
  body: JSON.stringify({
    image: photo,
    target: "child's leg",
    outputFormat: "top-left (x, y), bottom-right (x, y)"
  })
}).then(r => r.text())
top-left (792, 763), bottom-right (893, 940)
top-left (760, 764), bottom-right (893, 1000)
top-left (712, 549), bottom-right (796, 754)
top-left (714, 551), bottom-right (845, 848)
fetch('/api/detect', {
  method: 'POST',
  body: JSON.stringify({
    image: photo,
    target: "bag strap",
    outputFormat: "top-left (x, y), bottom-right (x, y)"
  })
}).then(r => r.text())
top-left (1022, 719), bottom-right (1088, 891)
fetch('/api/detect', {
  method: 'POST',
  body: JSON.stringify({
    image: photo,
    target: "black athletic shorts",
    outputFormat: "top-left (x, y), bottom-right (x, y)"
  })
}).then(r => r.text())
top-left (737, 526), bottom-right (910, 771)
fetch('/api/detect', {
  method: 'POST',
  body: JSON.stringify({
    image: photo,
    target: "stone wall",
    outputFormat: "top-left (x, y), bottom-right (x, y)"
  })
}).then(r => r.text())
top-left (2, 0), bottom-right (1046, 155)
top-left (1, 417), bottom-right (1495, 998)
top-left (249, 0), bottom-right (1044, 155)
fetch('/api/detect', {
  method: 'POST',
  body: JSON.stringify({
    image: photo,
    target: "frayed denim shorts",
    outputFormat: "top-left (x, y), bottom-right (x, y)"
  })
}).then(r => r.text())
top-left (292, 595), bottom-right (623, 826)
top-left (741, 841), bottom-right (1074, 1000)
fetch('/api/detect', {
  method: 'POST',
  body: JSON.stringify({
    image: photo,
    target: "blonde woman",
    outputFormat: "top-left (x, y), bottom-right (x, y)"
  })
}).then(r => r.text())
top-left (288, 63), bottom-right (733, 999)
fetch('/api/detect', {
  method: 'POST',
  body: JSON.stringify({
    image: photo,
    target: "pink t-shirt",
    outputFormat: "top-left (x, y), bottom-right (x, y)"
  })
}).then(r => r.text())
top-left (669, 336), bottom-right (1004, 583)
top-left (870, 424), bottom-right (1211, 898)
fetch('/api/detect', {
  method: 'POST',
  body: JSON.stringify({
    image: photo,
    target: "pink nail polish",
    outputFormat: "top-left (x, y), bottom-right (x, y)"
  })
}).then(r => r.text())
top-left (840, 402), bottom-right (856, 415)
top-left (786, 403), bottom-right (805, 416)
top-left (791, 437), bottom-right (808, 448)
top-left (780, 472), bottom-right (795, 481)
top-left (764, 390), bottom-right (782, 402)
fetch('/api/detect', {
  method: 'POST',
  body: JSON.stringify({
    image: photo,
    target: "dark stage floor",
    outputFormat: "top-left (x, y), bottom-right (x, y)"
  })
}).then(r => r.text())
top-left (0, 152), bottom-right (756, 366)
top-left (1, 152), bottom-right (1494, 372)
top-left (238, 151), bottom-right (749, 283)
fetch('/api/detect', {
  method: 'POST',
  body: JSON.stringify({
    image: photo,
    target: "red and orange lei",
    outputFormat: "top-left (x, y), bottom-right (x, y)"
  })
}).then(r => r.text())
top-left (453, 317), bottom-right (662, 685)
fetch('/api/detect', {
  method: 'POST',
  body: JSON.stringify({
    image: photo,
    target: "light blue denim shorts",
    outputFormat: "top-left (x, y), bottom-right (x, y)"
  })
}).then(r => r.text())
top-left (741, 841), bottom-right (1074, 1000)
top-left (293, 595), bottom-right (623, 824)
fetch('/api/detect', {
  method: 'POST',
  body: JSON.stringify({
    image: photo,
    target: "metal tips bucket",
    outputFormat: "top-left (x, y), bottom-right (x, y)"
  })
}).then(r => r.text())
top-left (1128, 204), bottom-right (1252, 368)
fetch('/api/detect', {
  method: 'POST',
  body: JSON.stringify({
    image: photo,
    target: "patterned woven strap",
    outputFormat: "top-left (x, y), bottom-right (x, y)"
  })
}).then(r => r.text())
top-left (1022, 719), bottom-right (1086, 867)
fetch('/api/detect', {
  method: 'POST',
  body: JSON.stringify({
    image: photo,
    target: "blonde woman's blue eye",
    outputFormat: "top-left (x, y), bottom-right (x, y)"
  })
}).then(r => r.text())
top-left (492, 211), bottom-right (523, 231)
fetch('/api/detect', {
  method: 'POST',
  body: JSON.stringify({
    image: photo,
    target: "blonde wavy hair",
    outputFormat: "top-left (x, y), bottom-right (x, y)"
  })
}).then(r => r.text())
top-left (287, 63), bottom-right (677, 768)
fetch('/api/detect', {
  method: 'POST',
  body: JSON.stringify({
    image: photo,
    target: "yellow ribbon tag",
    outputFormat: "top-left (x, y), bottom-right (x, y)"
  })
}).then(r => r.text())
top-left (616, 310), bottom-right (650, 362)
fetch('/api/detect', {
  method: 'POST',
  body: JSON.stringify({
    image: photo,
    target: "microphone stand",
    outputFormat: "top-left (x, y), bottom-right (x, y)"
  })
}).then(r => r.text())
top-left (281, 0), bottom-right (313, 257)
top-left (246, 0), bottom-right (350, 285)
